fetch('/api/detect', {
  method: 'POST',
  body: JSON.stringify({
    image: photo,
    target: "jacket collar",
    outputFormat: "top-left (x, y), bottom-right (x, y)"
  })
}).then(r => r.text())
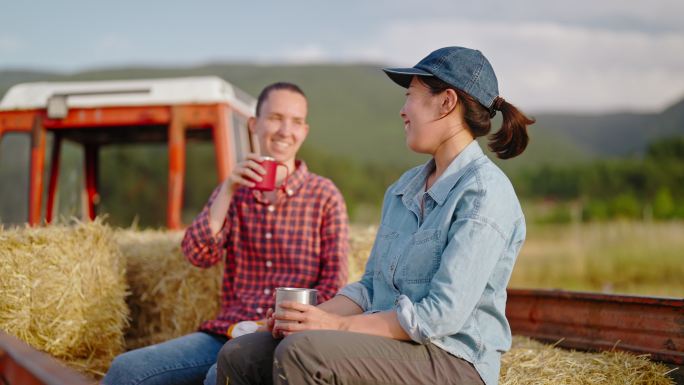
top-left (393, 140), bottom-right (485, 207)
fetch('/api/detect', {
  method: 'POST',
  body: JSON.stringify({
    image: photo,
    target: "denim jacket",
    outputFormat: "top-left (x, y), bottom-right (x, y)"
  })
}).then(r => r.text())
top-left (338, 141), bottom-right (525, 385)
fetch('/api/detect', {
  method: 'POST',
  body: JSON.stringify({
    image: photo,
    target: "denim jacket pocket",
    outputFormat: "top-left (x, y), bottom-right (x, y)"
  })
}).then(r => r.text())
top-left (372, 225), bottom-right (400, 279)
top-left (400, 228), bottom-right (441, 284)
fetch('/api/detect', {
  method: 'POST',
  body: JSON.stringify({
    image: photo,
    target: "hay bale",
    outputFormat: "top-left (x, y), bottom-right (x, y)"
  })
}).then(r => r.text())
top-left (119, 225), bottom-right (370, 347)
top-left (501, 336), bottom-right (676, 385)
top-left (348, 224), bottom-right (377, 282)
top-left (116, 229), bottom-right (222, 349)
top-left (120, 224), bottom-right (370, 348)
top-left (0, 220), bottom-right (128, 378)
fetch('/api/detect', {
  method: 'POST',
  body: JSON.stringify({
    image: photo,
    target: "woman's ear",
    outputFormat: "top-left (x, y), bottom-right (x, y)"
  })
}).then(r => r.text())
top-left (441, 89), bottom-right (458, 116)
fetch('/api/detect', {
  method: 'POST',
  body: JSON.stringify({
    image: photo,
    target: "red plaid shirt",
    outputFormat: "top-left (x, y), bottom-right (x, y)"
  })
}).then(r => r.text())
top-left (181, 160), bottom-right (349, 335)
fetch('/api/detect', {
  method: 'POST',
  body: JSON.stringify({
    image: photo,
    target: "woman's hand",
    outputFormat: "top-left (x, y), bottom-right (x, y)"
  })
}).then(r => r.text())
top-left (274, 301), bottom-right (346, 336)
top-left (258, 308), bottom-right (283, 339)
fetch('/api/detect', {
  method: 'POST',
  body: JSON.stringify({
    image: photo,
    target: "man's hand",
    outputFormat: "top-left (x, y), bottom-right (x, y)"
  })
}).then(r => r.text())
top-left (208, 153), bottom-right (267, 235)
top-left (225, 153), bottom-right (268, 190)
top-left (258, 308), bottom-right (282, 338)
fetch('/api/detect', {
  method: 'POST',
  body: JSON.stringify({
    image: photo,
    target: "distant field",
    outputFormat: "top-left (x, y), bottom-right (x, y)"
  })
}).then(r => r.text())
top-left (349, 221), bottom-right (684, 298)
top-left (511, 221), bottom-right (684, 297)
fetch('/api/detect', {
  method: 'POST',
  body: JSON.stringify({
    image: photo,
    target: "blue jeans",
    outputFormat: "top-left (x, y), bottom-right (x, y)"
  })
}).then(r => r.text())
top-left (102, 332), bottom-right (226, 385)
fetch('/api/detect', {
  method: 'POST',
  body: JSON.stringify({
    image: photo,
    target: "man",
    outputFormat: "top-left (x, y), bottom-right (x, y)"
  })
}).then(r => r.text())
top-left (103, 82), bottom-right (349, 385)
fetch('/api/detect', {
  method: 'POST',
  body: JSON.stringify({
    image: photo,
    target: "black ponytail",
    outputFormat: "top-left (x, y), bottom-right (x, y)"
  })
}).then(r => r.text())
top-left (418, 77), bottom-right (534, 159)
top-left (488, 96), bottom-right (533, 159)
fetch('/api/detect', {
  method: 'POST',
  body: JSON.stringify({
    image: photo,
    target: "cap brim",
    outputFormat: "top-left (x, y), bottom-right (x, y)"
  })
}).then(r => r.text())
top-left (383, 67), bottom-right (434, 88)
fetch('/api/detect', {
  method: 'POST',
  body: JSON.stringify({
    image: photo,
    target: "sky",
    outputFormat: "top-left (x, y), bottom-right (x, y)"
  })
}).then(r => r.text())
top-left (1, 0), bottom-right (683, 113)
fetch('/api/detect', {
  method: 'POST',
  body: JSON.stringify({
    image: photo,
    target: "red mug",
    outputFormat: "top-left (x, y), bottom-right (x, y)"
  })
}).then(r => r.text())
top-left (252, 157), bottom-right (289, 191)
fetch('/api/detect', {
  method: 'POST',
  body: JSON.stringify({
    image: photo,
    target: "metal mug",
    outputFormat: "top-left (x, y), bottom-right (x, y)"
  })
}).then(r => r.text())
top-left (251, 156), bottom-right (289, 191)
top-left (274, 287), bottom-right (317, 329)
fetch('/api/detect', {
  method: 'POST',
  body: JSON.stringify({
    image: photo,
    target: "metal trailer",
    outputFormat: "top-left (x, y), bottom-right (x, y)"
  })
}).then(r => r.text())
top-left (507, 289), bottom-right (683, 383)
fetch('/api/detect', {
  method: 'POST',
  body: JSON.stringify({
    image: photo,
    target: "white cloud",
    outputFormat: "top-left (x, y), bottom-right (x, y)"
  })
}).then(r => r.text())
top-left (347, 20), bottom-right (684, 112)
top-left (0, 36), bottom-right (24, 67)
top-left (3, 1), bottom-right (683, 113)
top-left (0, 36), bottom-right (21, 52)
top-left (280, 44), bottom-right (329, 64)
top-left (91, 34), bottom-right (134, 57)
top-left (527, 0), bottom-right (684, 32)
top-left (384, 0), bottom-right (684, 33)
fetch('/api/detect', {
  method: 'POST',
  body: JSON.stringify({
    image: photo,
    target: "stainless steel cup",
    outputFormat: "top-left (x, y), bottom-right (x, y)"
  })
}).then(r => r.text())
top-left (274, 287), bottom-right (318, 329)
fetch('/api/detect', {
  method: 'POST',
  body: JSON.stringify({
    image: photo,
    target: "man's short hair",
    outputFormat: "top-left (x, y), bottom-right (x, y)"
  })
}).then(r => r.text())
top-left (255, 82), bottom-right (307, 117)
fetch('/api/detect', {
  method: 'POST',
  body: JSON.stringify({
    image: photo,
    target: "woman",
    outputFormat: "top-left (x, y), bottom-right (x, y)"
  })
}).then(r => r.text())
top-left (215, 46), bottom-right (534, 385)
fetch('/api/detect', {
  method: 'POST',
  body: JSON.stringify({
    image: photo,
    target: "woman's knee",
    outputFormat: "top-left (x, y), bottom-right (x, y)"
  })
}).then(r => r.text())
top-left (273, 332), bottom-right (335, 385)
top-left (274, 333), bottom-right (306, 363)
top-left (217, 336), bottom-right (264, 376)
top-left (217, 340), bottom-right (242, 372)
top-left (275, 331), bottom-right (341, 370)
top-left (217, 333), bottom-right (278, 385)
top-left (274, 331), bottom-right (327, 362)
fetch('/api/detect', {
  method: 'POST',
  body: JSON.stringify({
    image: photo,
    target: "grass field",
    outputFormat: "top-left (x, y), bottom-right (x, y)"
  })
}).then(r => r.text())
top-left (511, 221), bottom-right (684, 297)
top-left (349, 221), bottom-right (684, 298)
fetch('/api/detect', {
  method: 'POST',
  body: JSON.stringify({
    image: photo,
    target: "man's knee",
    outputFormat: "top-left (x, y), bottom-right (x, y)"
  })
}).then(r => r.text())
top-left (203, 364), bottom-right (217, 385)
top-left (102, 350), bottom-right (145, 385)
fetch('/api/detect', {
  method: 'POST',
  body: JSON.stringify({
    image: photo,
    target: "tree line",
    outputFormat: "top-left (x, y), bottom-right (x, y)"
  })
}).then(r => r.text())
top-left (98, 136), bottom-right (684, 227)
top-left (3, 135), bottom-right (682, 227)
top-left (512, 137), bottom-right (684, 223)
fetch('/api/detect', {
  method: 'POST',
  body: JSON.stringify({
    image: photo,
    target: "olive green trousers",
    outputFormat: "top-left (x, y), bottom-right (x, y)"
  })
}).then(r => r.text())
top-left (216, 330), bottom-right (484, 385)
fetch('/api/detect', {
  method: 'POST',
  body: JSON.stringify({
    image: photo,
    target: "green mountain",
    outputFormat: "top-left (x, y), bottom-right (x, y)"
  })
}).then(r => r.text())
top-left (3, 64), bottom-right (682, 170)
top-left (0, 66), bottom-right (580, 168)
top-left (2, 64), bottom-right (683, 225)
top-left (533, 98), bottom-right (684, 158)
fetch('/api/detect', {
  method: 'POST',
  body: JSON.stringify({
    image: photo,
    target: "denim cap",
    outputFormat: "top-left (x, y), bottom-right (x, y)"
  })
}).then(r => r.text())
top-left (383, 46), bottom-right (499, 110)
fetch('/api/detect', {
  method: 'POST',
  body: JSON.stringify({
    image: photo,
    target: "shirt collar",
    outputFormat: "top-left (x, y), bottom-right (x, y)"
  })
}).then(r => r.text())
top-left (393, 140), bottom-right (485, 206)
top-left (284, 159), bottom-right (309, 195)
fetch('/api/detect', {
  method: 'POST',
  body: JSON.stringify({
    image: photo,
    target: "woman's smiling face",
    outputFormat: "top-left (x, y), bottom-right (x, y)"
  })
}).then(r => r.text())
top-left (399, 77), bottom-right (446, 154)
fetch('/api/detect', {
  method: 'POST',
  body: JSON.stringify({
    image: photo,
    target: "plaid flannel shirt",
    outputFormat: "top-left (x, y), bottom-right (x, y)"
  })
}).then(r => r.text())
top-left (181, 160), bottom-right (349, 335)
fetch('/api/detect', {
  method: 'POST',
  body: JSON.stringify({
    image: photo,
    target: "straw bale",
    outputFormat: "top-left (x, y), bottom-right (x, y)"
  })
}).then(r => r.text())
top-left (348, 224), bottom-right (377, 282)
top-left (0, 220), bottom-right (128, 378)
top-left (116, 229), bottom-right (222, 349)
top-left (501, 336), bottom-right (676, 385)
